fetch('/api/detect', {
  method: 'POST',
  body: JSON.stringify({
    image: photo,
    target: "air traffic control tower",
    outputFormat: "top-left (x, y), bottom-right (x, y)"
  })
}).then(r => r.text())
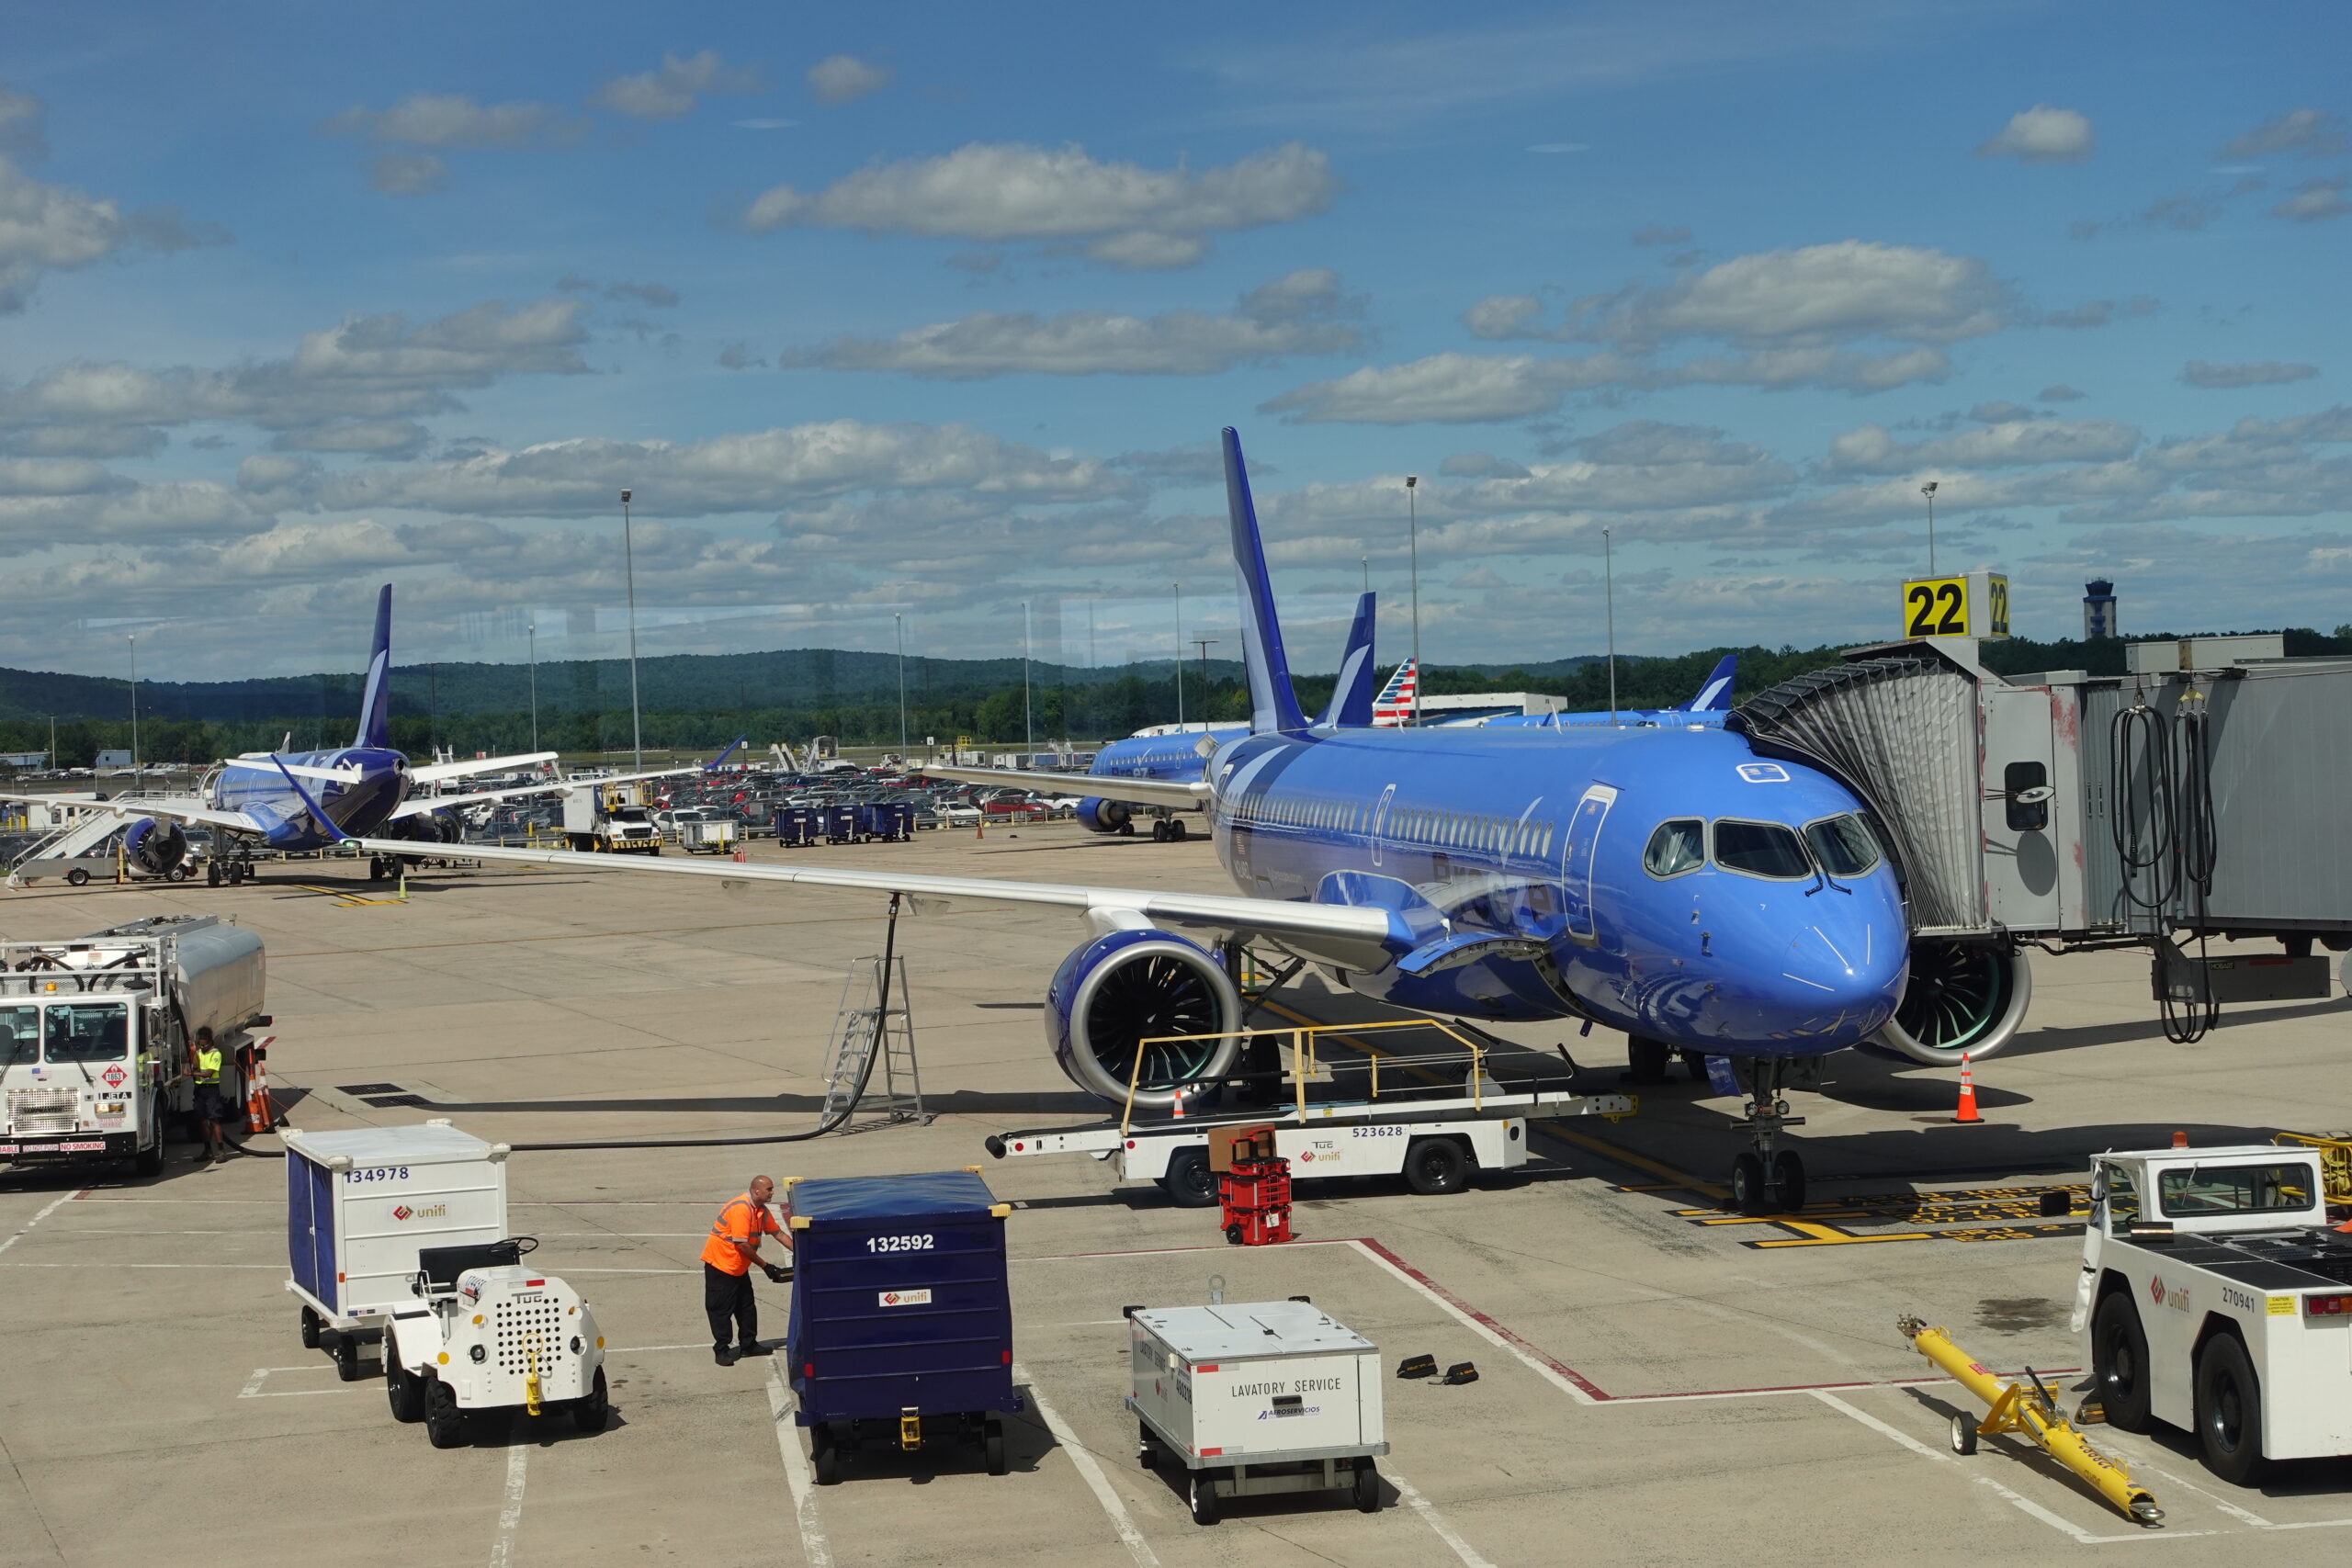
top-left (2082, 579), bottom-right (2119, 640)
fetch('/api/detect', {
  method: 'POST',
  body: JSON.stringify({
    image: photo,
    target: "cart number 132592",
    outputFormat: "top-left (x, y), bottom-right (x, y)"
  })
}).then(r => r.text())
top-left (865, 1234), bottom-right (934, 1253)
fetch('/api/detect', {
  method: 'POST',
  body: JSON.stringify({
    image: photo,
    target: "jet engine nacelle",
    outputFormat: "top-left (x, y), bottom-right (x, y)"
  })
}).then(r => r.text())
top-left (124, 818), bottom-right (187, 874)
top-left (1871, 938), bottom-right (2034, 1066)
top-left (384, 808), bottom-right (464, 853)
top-left (1045, 928), bottom-right (1241, 1109)
top-left (1076, 796), bottom-right (1132, 835)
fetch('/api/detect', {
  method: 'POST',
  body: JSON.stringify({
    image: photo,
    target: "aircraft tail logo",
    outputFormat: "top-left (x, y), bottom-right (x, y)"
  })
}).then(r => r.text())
top-left (1221, 428), bottom-right (1308, 734)
top-left (1318, 592), bottom-right (1378, 728)
top-left (354, 584), bottom-right (393, 750)
top-left (1677, 653), bottom-right (1737, 714)
top-left (1371, 658), bottom-right (1418, 727)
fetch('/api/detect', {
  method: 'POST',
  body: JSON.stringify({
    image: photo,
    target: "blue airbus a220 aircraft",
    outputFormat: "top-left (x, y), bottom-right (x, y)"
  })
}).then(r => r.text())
top-left (353, 431), bottom-right (1911, 1213)
top-left (7, 586), bottom-right (739, 885)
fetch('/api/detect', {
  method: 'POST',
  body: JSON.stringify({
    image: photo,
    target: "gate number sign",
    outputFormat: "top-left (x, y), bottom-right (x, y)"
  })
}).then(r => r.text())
top-left (1903, 572), bottom-right (2009, 639)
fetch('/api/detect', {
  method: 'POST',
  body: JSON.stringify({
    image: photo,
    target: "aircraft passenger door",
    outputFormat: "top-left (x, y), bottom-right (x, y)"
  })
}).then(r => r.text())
top-left (1369, 784), bottom-right (1395, 868)
top-left (1557, 784), bottom-right (1617, 944)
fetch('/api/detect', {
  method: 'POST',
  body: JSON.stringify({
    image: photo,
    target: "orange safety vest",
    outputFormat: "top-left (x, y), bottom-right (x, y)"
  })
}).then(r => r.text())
top-left (700, 1193), bottom-right (785, 1275)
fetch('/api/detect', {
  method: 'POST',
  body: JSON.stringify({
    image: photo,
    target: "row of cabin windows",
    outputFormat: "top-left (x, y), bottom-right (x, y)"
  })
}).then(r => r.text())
top-left (1227, 792), bottom-right (1557, 860)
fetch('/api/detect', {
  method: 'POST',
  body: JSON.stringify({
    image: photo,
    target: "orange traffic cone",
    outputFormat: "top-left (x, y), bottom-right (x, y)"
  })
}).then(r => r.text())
top-left (1952, 1051), bottom-right (1984, 1124)
top-left (243, 1034), bottom-right (278, 1134)
top-left (1170, 1092), bottom-right (1185, 1120)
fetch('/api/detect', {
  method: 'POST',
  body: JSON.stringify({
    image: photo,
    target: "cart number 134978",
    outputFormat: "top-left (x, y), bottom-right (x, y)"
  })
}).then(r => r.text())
top-left (865, 1234), bottom-right (934, 1253)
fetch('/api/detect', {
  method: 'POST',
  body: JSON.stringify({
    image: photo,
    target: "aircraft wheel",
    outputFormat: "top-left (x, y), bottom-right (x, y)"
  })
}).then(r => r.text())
top-left (208, 863), bottom-right (222, 887)
top-left (1626, 1037), bottom-right (1671, 1084)
top-left (1770, 1150), bottom-right (1807, 1213)
top-left (1151, 819), bottom-right (1170, 842)
top-left (1168, 818), bottom-right (1188, 841)
top-left (1730, 1154), bottom-right (1769, 1215)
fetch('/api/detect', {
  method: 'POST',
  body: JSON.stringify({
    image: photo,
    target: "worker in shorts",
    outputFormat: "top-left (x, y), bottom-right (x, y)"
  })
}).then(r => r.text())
top-left (189, 1027), bottom-right (232, 1163)
top-left (701, 1175), bottom-right (791, 1365)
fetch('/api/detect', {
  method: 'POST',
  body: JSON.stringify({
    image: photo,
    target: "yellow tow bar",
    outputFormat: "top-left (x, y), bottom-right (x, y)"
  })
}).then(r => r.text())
top-left (1897, 1316), bottom-right (2161, 1527)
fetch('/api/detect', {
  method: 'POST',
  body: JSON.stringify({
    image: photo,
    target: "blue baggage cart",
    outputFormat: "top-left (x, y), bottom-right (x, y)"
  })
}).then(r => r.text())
top-left (876, 801), bottom-right (913, 841)
top-left (786, 1170), bottom-right (1019, 1483)
top-left (823, 805), bottom-right (857, 844)
top-left (775, 806), bottom-right (817, 847)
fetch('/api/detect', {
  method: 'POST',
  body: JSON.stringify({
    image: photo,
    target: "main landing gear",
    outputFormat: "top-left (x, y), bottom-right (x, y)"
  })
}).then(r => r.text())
top-left (1726, 1058), bottom-right (1807, 1216)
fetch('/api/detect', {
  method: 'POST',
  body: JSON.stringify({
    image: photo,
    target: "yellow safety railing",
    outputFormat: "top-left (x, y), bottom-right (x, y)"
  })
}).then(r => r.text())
top-left (2275, 1131), bottom-right (2352, 1206)
top-left (1898, 1316), bottom-right (2162, 1527)
top-left (1121, 1018), bottom-right (1491, 1135)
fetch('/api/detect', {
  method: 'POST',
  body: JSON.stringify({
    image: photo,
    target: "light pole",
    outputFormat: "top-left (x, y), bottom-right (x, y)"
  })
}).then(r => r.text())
top-left (1920, 481), bottom-right (1939, 575)
top-left (1602, 526), bottom-right (1617, 726)
top-left (127, 633), bottom-right (140, 772)
top-left (1021, 601), bottom-right (1033, 754)
top-left (526, 621), bottom-right (539, 753)
top-left (1406, 476), bottom-right (1421, 726)
top-left (1193, 637), bottom-right (1217, 709)
top-left (895, 613), bottom-right (908, 754)
top-left (620, 488), bottom-right (642, 771)
top-left (1172, 581), bottom-right (1184, 728)
top-left (1361, 555), bottom-right (1368, 593)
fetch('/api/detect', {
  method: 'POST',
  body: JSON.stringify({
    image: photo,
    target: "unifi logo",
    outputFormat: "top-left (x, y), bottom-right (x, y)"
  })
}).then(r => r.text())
top-left (391, 1202), bottom-right (447, 1222)
top-left (391, 1205), bottom-right (412, 1221)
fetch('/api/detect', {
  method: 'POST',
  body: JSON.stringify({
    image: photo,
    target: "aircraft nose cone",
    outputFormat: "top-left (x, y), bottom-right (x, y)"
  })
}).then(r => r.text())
top-left (1777, 913), bottom-right (1906, 1043)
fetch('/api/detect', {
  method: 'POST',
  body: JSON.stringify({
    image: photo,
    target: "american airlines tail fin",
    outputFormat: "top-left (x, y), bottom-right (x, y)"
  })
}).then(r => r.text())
top-left (354, 584), bottom-right (393, 750)
top-left (1371, 657), bottom-right (1418, 727)
top-left (1317, 592), bottom-right (1378, 728)
top-left (1221, 427), bottom-right (1309, 734)
top-left (1675, 653), bottom-right (1737, 713)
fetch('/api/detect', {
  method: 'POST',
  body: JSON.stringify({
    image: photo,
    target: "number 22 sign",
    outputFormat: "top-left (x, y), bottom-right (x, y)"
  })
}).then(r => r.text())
top-left (1902, 572), bottom-right (2008, 639)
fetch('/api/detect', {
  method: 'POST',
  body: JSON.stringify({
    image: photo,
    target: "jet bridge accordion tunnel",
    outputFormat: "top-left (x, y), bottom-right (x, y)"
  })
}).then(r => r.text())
top-left (1728, 638), bottom-right (2352, 1062)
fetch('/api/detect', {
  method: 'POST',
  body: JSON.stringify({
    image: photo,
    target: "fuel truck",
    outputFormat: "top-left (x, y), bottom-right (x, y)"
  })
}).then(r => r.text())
top-left (1, 915), bottom-right (270, 1175)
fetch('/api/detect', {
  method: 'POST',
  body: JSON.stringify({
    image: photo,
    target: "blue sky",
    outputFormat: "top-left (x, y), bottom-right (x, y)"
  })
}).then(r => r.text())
top-left (1, 0), bottom-right (2346, 683)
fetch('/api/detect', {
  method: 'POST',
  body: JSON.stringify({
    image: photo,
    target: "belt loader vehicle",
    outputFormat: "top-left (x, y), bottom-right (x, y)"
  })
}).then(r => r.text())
top-left (1, 915), bottom-right (267, 1176)
top-left (2075, 1143), bottom-right (2352, 1483)
top-left (385, 1237), bottom-right (610, 1448)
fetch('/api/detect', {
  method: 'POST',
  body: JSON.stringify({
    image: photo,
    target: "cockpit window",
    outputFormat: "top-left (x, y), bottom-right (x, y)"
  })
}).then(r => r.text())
top-left (1804, 814), bottom-right (1881, 877)
top-left (1643, 819), bottom-right (1705, 878)
top-left (1713, 819), bottom-right (1811, 880)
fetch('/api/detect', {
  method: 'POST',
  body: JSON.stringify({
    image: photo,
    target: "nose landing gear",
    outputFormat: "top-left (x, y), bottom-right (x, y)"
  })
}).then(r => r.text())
top-left (1728, 1058), bottom-right (1807, 1215)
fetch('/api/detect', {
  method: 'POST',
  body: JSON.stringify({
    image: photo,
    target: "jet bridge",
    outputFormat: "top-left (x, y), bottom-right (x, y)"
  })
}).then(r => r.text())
top-left (1729, 637), bottom-right (2352, 1062)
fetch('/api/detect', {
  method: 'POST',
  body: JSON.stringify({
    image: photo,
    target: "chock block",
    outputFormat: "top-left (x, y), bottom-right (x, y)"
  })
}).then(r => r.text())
top-left (1442, 1361), bottom-right (1480, 1385)
top-left (1396, 1353), bottom-right (1437, 1380)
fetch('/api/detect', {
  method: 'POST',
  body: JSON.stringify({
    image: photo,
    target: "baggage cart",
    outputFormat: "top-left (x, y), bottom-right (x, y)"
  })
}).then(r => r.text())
top-left (679, 816), bottom-right (740, 854)
top-left (786, 1170), bottom-right (1020, 1483)
top-left (284, 1121), bottom-right (510, 1380)
top-left (775, 807), bottom-right (818, 847)
top-left (822, 805), bottom-right (857, 843)
top-left (1127, 1299), bottom-right (1386, 1526)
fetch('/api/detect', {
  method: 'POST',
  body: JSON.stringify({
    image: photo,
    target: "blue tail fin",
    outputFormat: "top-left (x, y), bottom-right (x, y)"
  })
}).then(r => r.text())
top-left (1678, 653), bottom-right (1737, 713)
top-left (1317, 592), bottom-right (1378, 728)
top-left (1221, 428), bottom-right (1309, 734)
top-left (354, 584), bottom-right (393, 750)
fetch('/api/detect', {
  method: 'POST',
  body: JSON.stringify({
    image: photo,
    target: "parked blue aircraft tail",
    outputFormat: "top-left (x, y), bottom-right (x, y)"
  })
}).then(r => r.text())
top-left (1676, 653), bottom-right (1737, 714)
top-left (354, 583), bottom-right (393, 750)
top-left (1222, 427), bottom-right (1308, 735)
top-left (1318, 592), bottom-right (1378, 728)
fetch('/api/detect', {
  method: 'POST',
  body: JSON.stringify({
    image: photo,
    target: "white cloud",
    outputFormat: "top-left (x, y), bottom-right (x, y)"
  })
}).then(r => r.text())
top-left (1825, 419), bottom-right (2141, 474)
top-left (593, 51), bottom-right (762, 121)
top-left (787, 269), bottom-right (1363, 378)
top-left (741, 141), bottom-right (1339, 268)
top-left (368, 153), bottom-right (447, 196)
top-left (269, 419), bottom-right (430, 458)
top-left (1602, 242), bottom-right (2008, 346)
top-left (2272, 176), bottom-right (2349, 224)
top-left (2181, 361), bottom-right (2319, 389)
top-left (806, 55), bottom-right (890, 106)
top-left (0, 84), bottom-right (44, 157)
top-left (324, 94), bottom-right (585, 149)
top-left (1261, 352), bottom-right (1631, 423)
top-left (2221, 108), bottom-right (2347, 160)
top-left (0, 152), bottom-right (214, 314)
top-left (0, 478), bottom-right (265, 550)
top-left (1975, 105), bottom-right (2094, 164)
top-left (2039, 384), bottom-right (2087, 402)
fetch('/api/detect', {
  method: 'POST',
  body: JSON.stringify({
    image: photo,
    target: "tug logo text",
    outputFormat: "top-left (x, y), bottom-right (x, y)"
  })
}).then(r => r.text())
top-left (390, 1202), bottom-right (447, 1223)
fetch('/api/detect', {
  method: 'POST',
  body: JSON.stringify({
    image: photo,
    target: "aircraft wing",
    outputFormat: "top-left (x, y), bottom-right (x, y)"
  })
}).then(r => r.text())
top-left (345, 834), bottom-right (1401, 969)
top-left (0, 791), bottom-right (265, 835)
top-left (918, 761), bottom-right (1209, 809)
top-left (406, 751), bottom-right (560, 785)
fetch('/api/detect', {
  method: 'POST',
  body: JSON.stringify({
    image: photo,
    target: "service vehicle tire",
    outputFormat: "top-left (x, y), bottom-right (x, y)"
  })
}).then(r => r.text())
top-left (1225, 1223), bottom-right (1243, 1245)
top-left (1730, 1154), bottom-right (1768, 1216)
top-left (65, 868), bottom-right (88, 886)
top-left (300, 1306), bottom-right (322, 1349)
top-left (134, 1110), bottom-right (164, 1177)
top-left (984, 1415), bottom-right (1007, 1476)
top-left (810, 1424), bottom-right (841, 1486)
top-left (1626, 1036), bottom-right (1670, 1084)
top-left (1190, 1469), bottom-right (1221, 1526)
top-left (572, 1368), bottom-right (608, 1434)
top-left (1770, 1150), bottom-right (1807, 1213)
top-left (2091, 1293), bottom-right (2154, 1434)
top-left (1353, 1460), bottom-right (1381, 1513)
top-left (1119, 821), bottom-right (1136, 837)
top-left (1162, 1148), bottom-right (1217, 1209)
top-left (2194, 1334), bottom-right (2265, 1484)
top-left (334, 1333), bottom-right (362, 1382)
top-left (387, 1356), bottom-right (425, 1423)
top-left (1138, 1423), bottom-right (1157, 1471)
top-left (424, 1379), bottom-right (468, 1450)
top-left (165, 865), bottom-right (190, 883)
top-left (1403, 1137), bottom-right (1470, 1196)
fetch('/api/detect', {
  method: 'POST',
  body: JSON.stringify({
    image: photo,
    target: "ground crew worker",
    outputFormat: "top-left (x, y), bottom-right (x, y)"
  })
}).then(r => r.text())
top-left (701, 1174), bottom-right (791, 1365)
top-left (189, 1027), bottom-right (232, 1163)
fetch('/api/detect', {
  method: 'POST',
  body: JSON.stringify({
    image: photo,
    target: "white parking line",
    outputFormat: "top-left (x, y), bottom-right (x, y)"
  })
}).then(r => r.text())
top-left (1014, 1362), bottom-right (1159, 1568)
top-left (764, 1360), bottom-right (832, 1568)
top-left (0, 1190), bottom-right (82, 1258)
top-left (1343, 1237), bottom-right (1601, 1406)
top-left (1387, 1467), bottom-right (1498, 1568)
top-left (488, 1434), bottom-right (527, 1568)
top-left (236, 1366), bottom-right (369, 1399)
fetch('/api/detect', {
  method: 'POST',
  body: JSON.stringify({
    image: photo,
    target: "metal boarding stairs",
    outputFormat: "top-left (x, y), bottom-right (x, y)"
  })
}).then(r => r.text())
top-left (6, 809), bottom-right (128, 886)
top-left (816, 954), bottom-right (927, 1132)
